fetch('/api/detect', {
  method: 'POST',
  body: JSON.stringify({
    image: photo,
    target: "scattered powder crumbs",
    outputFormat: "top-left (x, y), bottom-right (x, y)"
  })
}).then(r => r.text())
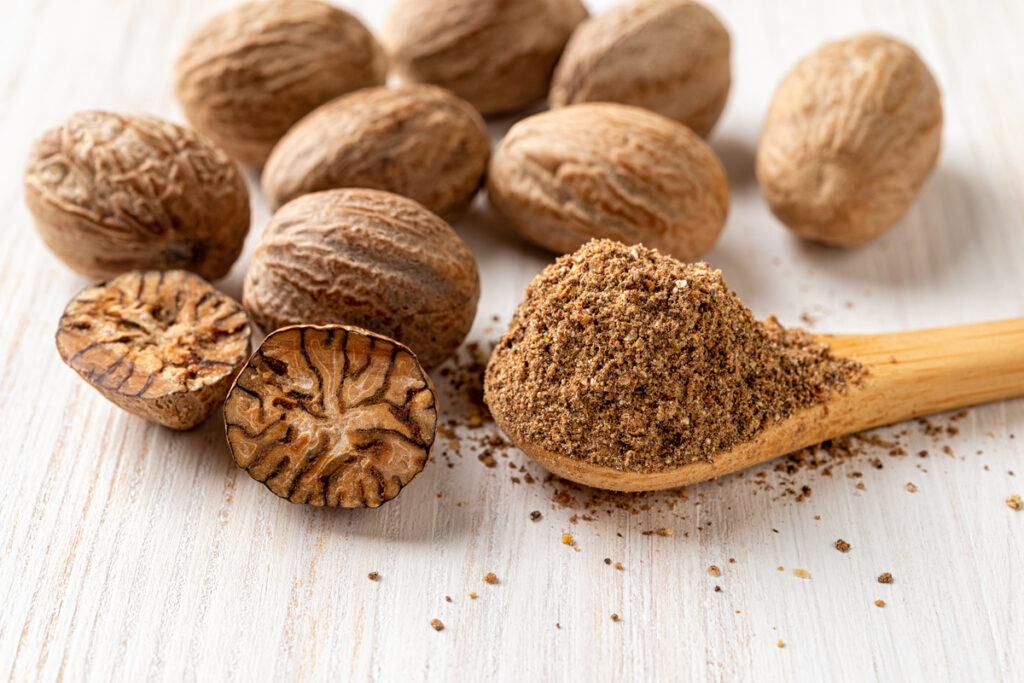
top-left (708, 565), bottom-right (721, 577)
top-left (777, 566), bottom-right (784, 572)
top-left (530, 510), bottom-right (543, 521)
top-left (834, 539), bottom-right (851, 553)
top-left (562, 533), bottom-right (575, 546)
top-left (610, 614), bottom-right (620, 622)
top-left (656, 527), bottom-right (674, 537)
top-left (469, 592), bottom-right (478, 600)
top-left (614, 562), bottom-right (624, 571)
top-left (714, 586), bottom-right (722, 592)
top-left (1007, 494), bottom-right (1022, 511)
top-left (445, 596), bottom-right (452, 603)
top-left (483, 239), bottom-right (864, 473)
top-left (777, 639), bottom-right (786, 649)
top-left (906, 482), bottom-right (918, 493)
top-left (604, 558), bottom-right (612, 565)
top-left (367, 572), bottom-right (380, 582)
top-left (793, 569), bottom-right (810, 579)
top-left (878, 572), bottom-right (894, 584)
top-left (484, 573), bottom-right (498, 585)
top-left (875, 600), bottom-right (886, 608)
top-left (430, 619), bottom-right (444, 632)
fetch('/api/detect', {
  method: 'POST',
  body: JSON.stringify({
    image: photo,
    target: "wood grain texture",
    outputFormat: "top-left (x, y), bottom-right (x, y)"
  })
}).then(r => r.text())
top-left (1, 1), bottom-right (1022, 681)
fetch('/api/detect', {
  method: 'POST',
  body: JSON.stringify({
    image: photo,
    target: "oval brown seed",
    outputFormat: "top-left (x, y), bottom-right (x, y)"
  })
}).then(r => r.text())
top-left (262, 84), bottom-right (490, 220)
top-left (243, 189), bottom-right (480, 369)
top-left (223, 325), bottom-right (437, 508)
top-left (174, 0), bottom-right (387, 165)
top-left (550, 0), bottom-right (731, 137)
top-left (383, 0), bottom-right (588, 116)
top-left (487, 103), bottom-right (729, 261)
top-left (756, 33), bottom-right (942, 246)
top-left (56, 270), bottom-right (252, 430)
top-left (25, 111), bottom-right (250, 281)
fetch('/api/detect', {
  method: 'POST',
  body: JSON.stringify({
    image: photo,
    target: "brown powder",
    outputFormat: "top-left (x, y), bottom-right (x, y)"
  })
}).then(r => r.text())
top-left (484, 240), bottom-right (863, 474)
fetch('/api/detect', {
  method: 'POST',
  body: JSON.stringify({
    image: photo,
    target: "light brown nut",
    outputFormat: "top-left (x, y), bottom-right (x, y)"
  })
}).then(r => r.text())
top-left (56, 271), bottom-right (251, 430)
top-left (550, 0), bottom-right (731, 137)
top-left (174, 0), bottom-right (386, 165)
top-left (487, 103), bottom-right (729, 260)
top-left (223, 325), bottom-right (436, 508)
top-left (756, 34), bottom-right (942, 247)
top-left (383, 0), bottom-right (588, 116)
top-left (262, 85), bottom-right (490, 220)
top-left (243, 189), bottom-right (480, 369)
top-left (25, 111), bottom-right (250, 282)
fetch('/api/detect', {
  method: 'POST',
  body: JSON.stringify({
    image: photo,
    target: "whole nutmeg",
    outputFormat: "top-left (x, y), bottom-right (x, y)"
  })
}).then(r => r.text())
top-left (550, 0), bottom-right (731, 137)
top-left (487, 103), bottom-right (730, 261)
top-left (174, 0), bottom-right (386, 165)
top-left (756, 34), bottom-right (942, 246)
top-left (25, 111), bottom-right (250, 282)
top-left (383, 0), bottom-right (588, 116)
top-left (262, 85), bottom-right (489, 220)
top-left (243, 189), bottom-right (480, 369)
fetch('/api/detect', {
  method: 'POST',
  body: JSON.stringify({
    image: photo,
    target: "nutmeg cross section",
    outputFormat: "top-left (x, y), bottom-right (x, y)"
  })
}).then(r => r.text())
top-left (224, 325), bottom-right (437, 508)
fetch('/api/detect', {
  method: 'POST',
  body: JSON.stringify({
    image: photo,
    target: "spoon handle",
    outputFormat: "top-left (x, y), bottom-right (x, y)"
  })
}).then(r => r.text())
top-left (823, 317), bottom-right (1024, 433)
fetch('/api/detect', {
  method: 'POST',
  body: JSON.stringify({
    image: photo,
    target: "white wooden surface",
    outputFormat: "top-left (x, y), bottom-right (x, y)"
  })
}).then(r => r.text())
top-left (2, 1), bottom-right (1022, 681)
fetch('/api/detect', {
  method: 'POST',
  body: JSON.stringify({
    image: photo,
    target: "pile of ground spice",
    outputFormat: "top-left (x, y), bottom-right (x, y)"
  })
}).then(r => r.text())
top-left (484, 239), bottom-right (864, 474)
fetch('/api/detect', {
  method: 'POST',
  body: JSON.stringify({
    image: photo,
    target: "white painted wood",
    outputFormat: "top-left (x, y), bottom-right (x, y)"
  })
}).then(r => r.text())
top-left (1, 1), bottom-right (1022, 681)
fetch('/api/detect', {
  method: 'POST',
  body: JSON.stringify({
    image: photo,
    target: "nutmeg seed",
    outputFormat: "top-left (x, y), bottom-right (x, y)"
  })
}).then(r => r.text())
top-left (24, 111), bottom-right (250, 282)
top-left (243, 189), bottom-right (480, 369)
top-left (262, 85), bottom-right (490, 220)
top-left (487, 103), bottom-right (730, 261)
top-left (550, 0), bottom-right (731, 137)
top-left (756, 33), bottom-right (943, 246)
top-left (174, 0), bottom-right (387, 165)
top-left (224, 324), bottom-right (436, 508)
top-left (56, 270), bottom-right (251, 430)
top-left (383, 0), bottom-right (588, 116)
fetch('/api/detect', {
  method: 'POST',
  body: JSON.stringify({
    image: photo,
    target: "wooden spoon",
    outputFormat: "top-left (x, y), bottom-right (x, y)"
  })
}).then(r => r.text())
top-left (495, 319), bottom-right (1024, 492)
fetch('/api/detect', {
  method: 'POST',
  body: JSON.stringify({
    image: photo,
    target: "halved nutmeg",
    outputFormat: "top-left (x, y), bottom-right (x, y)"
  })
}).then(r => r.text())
top-left (55, 270), bottom-right (252, 429)
top-left (223, 325), bottom-right (437, 508)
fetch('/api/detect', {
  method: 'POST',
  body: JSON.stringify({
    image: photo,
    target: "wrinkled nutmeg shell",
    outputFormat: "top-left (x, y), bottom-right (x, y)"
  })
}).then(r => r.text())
top-left (550, 0), bottom-right (731, 137)
top-left (25, 111), bottom-right (250, 282)
top-left (56, 270), bottom-right (252, 430)
top-left (756, 33), bottom-right (942, 246)
top-left (383, 0), bottom-right (588, 116)
top-left (262, 85), bottom-right (490, 220)
top-left (487, 103), bottom-right (730, 261)
top-left (243, 189), bottom-right (480, 369)
top-left (174, 0), bottom-right (387, 165)
top-left (224, 324), bottom-right (437, 508)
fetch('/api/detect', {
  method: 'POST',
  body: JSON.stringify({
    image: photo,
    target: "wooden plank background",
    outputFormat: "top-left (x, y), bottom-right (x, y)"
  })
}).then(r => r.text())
top-left (1, 0), bottom-right (1022, 680)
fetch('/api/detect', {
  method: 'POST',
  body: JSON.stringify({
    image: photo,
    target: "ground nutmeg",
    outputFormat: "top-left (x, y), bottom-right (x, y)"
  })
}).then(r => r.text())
top-left (484, 239), bottom-right (863, 473)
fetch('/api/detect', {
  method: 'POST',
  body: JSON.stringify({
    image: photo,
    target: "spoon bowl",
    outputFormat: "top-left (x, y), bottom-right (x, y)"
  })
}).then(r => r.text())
top-left (493, 318), bottom-right (1024, 491)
